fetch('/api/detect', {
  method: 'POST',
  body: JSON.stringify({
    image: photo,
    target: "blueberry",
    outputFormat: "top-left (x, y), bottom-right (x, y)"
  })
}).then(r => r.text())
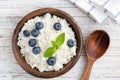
top-left (28, 39), bottom-right (36, 47)
top-left (67, 39), bottom-right (75, 47)
top-left (35, 22), bottom-right (44, 30)
top-left (47, 57), bottom-right (56, 66)
top-left (23, 30), bottom-right (30, 37)
top-left (32, 47), bottom-right (41, 54)
top-left (54, 22), bottom-right (61, 30)
top-left (31, 29), bottom-right (39, 37)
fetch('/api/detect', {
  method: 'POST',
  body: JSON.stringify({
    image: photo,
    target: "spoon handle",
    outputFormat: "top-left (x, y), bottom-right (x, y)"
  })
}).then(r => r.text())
top-left (81, 61), bottom-right (94, 80)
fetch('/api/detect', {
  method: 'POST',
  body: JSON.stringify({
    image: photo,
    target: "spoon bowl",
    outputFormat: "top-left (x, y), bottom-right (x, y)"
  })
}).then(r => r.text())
top-left (81, 30), bottom-right (110, 80)
top-left (87, 30), bottom-right (110, 59)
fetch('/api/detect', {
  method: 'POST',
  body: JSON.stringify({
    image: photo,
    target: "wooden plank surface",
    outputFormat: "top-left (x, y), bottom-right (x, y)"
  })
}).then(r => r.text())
top-left (0, 0), bottom-right (120, 80)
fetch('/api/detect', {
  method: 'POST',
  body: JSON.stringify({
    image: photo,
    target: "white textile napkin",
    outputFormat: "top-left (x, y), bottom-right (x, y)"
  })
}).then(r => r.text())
top-left (69, 0), bottom-right (120, 23)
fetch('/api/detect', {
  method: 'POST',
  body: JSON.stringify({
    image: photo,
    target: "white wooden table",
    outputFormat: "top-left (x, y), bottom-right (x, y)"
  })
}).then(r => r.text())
top-left (0, 0), bottom-right (120, 80)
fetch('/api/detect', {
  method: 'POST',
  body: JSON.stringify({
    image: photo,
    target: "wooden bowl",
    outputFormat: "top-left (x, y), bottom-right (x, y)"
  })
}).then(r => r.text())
top-left (12, 8), bottom-right (83, 78)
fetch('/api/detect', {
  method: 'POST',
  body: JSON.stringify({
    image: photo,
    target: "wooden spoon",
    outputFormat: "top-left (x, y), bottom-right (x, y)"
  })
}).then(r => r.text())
top-left (81, 30), bottom-right (110, 80)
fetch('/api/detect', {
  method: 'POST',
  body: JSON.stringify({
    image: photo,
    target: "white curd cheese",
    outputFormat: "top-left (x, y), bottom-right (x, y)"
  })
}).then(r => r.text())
top-left (17, 13), bottom-right (77, 72)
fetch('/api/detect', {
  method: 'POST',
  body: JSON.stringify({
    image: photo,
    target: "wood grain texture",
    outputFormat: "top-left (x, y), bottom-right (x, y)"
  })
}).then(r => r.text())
top-left (0, 0), bottom-right (120, 80)
top-left (81, 30), bottom-right (110, 80)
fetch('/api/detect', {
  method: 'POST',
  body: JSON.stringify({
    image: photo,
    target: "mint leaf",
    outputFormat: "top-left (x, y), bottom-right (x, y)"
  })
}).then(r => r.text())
top-left (51, 41), bottom-right (56, 47)
top-left (44, 33), bottom-right (65, 58)
top-left (56, 33), bottom-right (65, 47)
top-left (44, 47), bottom-right (56, 58)
top-left (51, 41), bottom-right (58, 49)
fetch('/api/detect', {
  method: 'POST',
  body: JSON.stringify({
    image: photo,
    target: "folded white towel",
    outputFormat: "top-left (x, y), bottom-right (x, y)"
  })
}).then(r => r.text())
top-left (91, 0), bottom-right (120, 23)
top-left (104, 0), bottom-right (120, 17)
top-left (69, 0), bottom-right (120, 23)
top-left (89, 7), bottom-right (107, 23)
top-left (75, 0), bottom-right (92, 13)
top-left (116, 14), bottom-right (120, 23)
top-left (90, 0), bottom-right (109, 6)
top-left (69, 0), bottom-right (107, 23)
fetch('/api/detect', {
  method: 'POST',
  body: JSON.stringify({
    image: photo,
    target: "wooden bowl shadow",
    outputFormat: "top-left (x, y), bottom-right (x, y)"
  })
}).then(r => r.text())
top-left (12, 8), bottom-right (83, 78)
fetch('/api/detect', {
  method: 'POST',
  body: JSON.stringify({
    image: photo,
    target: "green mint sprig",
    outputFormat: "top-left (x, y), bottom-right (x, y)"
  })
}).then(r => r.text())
top-left (44, 33), bottom-right (65, 58)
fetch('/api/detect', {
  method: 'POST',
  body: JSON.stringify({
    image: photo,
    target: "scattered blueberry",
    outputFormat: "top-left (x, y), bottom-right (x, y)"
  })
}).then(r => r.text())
top-left (35, 22), bottom-right (44, 30)
top-left (47, 57), bottom-right (56, 66)
top-left (28, 39), bottom-right (36, 47)
top-left (67, 39), bottom-right (75, 47)
top-left (23, 30), bottom-right (30, 37)
top-left (31, 29), bottom-right (39, 37)
top-left (54, 22), bottom-right (61, 30)
top-left (32, 47), bottom-right (41, 54)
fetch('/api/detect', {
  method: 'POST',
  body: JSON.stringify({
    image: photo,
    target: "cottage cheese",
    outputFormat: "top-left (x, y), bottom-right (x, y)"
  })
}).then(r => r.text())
top-left (17, 13), bottom-right (77, 72)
